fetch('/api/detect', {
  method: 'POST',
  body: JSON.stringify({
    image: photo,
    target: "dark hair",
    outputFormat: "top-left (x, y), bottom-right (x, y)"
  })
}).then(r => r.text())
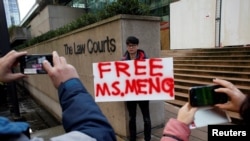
top-left (126, 36), bottom-right (139, 45)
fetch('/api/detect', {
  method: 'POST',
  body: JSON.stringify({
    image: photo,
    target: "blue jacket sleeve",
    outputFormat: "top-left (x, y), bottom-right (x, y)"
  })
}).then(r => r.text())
top-left (58, 78), bottom-right (116, 141)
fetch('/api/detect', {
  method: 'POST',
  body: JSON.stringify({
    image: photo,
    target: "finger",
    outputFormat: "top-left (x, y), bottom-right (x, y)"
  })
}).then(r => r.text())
top-left (8, 73), bottom-right (27, 81)
top-left (7, 51), bottom-right (27, 65)
top-left (190, 107), bottom-right (198, 114)
top-left (214, 103), bottom-right (231, 110)
top-left (8, 50), bottom-right (27, 59)
top-left (214, 87), bottom-right (233, 98)
top-left (185, 102), bottom-right (194, 110)
top-left (213, 78), bottom-right (235, 89)
top-left (180, 102), bottom-right (188, 109)
top-left (52, 51), bottom-right (60, 66)
top-left (5, 50), bottom-right (16, 58)
top-left (59, 56), bottom-right (67, 65)
top-left (13, 51), bottom-right (28, 65)
top-left (184, 102), bottom-right (189, 108)
top-left (186, 102), bottom-right (197, 113)
top-left (180, 103), bottom-right (190, 112)
top-left (43, 60), bottom-right (53, 74)
top-left (15, 51), bottom-right (28, 58)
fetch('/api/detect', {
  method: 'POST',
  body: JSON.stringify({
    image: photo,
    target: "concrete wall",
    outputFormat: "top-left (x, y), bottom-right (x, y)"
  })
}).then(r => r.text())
top-left (21, 14), bottom-right (163, 138)
top-left (27, 5), bottom-right (85, 38)
top-left (170, 0), bottom-right (250, 49)
top-left (221, 0), bottom-right (250, 46)
top-left (170, 0), bottom-right (216, 49)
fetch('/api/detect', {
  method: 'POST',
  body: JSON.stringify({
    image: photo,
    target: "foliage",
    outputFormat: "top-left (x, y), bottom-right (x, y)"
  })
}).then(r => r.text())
top-left (8, 25), bottom-right (20, 36)
top-left (98, 0), bottom-right (150, 20)
top-left (15, 0), bottom-right (151, 50)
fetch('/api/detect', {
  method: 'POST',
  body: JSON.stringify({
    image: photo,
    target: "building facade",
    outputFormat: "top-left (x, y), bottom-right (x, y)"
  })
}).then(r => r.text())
top-left (3, 0), bottom-right (20, 28)
top-left (11, 0), bottom-right (172, 49)
top-left (61, 0), bottom-right (171, 21)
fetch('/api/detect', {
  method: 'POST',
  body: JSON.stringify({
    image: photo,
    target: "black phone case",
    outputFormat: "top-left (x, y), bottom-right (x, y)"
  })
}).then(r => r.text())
top-left (189, 85), bottom-right (228, 107)
top-left (19, 54), bottom-right (53, 74)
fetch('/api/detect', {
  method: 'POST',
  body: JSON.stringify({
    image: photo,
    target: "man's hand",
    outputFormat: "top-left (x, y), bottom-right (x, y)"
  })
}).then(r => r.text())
top-left (43, 51), bottom-right (79, 88)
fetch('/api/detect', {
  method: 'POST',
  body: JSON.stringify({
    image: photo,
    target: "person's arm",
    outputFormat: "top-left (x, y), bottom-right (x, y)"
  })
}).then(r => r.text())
top-left (161, 103), bottom-right (197, 141)
top-left (161, 118), bottom-right (190, 141)
top-left (58, 78), bottom-right (116, 141)
top-left (43, 51), bottom-right (116, 141)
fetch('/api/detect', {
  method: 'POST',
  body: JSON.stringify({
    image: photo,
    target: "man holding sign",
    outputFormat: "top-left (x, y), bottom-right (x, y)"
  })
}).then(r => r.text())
top-left (93, 36), bottom-right (175, 140)
top-left (122, 36), bottom-right (151, 141)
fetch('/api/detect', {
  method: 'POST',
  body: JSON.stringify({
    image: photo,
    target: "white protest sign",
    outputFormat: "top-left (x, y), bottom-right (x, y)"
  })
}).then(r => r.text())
top-left (92, 57), bottom-right (175, 102)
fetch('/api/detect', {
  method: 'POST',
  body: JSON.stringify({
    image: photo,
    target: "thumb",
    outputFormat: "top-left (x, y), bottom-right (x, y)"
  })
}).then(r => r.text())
top-left (190, 107), bottom-right (198, 114)
top-left (6, 73), bottom-right (27, 82)
top-left (214, 103), bottom-right (228, 110)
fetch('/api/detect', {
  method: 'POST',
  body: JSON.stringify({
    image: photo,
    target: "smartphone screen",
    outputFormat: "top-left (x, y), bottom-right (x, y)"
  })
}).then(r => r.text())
top-left (189, 85), bottom-right (228, 107)
top-left (19, 54), bottom-right (53, 74)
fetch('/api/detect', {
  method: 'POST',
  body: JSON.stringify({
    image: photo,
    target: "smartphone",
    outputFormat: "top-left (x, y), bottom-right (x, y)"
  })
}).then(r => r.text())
top-left (19, 54), bottom-right (53, 74)
top-left (189, 85), bottom-right (228, 107)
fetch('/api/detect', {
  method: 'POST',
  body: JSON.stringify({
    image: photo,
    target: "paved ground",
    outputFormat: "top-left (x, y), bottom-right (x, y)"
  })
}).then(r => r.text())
top-left (0, 83), bottom-right (164, 141)
top-left (0, 83), bottom-right (61, 131)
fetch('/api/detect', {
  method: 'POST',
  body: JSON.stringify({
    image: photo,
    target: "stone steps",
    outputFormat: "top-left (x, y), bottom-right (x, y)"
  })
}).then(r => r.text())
top-left (161, 46), bottom-right (250, 121)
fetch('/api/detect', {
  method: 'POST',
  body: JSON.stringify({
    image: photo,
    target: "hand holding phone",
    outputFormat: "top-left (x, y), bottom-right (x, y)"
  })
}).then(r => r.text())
top-left (19, 54), bottom-right (53, 74)
top-left (189, 85), bottom-right (228, 107)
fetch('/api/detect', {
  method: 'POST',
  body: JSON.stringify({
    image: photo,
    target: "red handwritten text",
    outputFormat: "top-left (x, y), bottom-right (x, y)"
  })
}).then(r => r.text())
top-left (95, 77), bottom-right (174, 97)
top-left (95, 58), bottom-right (174, 97)
top-left (98, 58), bottom-right (163, 78)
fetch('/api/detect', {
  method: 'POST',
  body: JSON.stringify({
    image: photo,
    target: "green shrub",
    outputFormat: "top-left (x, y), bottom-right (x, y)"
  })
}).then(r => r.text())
top-left (97, 0), bottom-right (150, 20)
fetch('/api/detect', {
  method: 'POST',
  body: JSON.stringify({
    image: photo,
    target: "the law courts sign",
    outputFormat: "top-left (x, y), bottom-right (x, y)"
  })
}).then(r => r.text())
top-left (93, 57), bottom-right (174, 102)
